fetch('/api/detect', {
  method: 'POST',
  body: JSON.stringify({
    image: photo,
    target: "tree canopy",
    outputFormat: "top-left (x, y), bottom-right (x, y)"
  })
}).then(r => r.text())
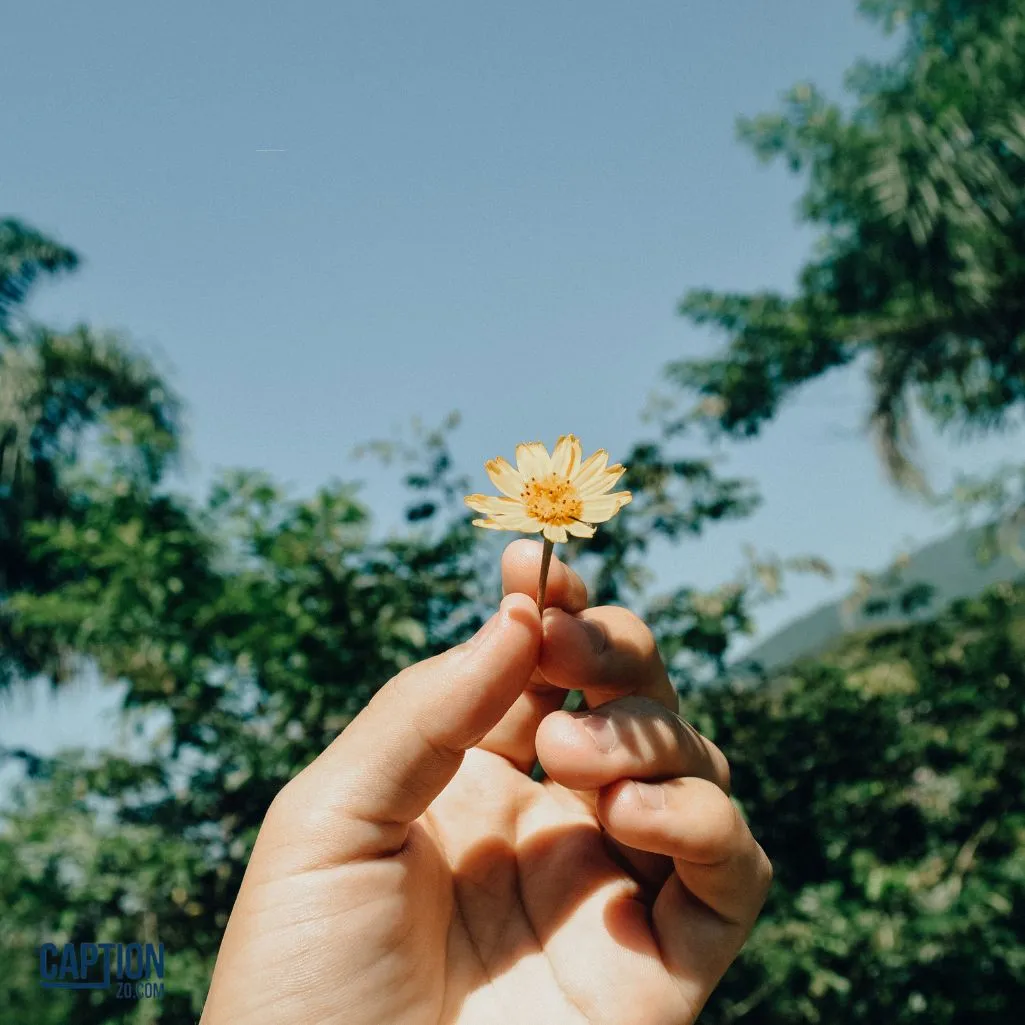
top-left (670, 0), bottom-right (1025, 491)
top-left (3, 2), bottom-right (1025, 1021)
top-left (0, 218), bottom-right (765, 1022)
top-left (0, 219), bottom-right (181, 688)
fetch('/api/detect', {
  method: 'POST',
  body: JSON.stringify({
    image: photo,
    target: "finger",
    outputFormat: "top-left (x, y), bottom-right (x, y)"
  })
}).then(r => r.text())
top-left (539, 605), bottom-right (678, 712)
top-left (535, 696), bottom-right (730, 795)
top-left (268, 592), bottom-right (540, 864)
top-left (537, 696), bottom-right (729, 891)
top-left (477, 540), bottom-right (589, 771)
top-left (502, 538), bottom-right (589, 613)
top-left (597, 776), bottom-right (772, 929)
top-left (599, 776), bottom-right (772, 1009)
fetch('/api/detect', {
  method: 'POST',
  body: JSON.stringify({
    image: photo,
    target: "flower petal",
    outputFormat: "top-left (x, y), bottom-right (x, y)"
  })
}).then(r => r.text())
top-left (514, 515), bottom-right (545, 533)
top-left (572, 449), bottom-right (609, 492)
top-left (566, 520), bottom-right (596, 539)
top-left (542, 523), bottom-right (569, 544)
top-left (473, 517), bottom-right (540, 534)
top-left (492, 512), bottom-right (542, 530)
top-left (464, 493), bottom-right (522, 516)
top-left (580, 490), bottom-right (633, 524)
top-left (550, 434), bottom-right (582, 479)
top-left (516, 441), bottom-right (552, 483)
top-left (484, 457), bottom-right (524, 500)
top-left (578, 463), bottom-right (626, 497)
top-left (472, 518), bottom-right (509, 531)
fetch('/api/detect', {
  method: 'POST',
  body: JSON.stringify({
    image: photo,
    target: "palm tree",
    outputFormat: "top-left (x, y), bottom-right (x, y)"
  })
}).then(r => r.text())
top-left (0, 217), bottom-right (181, 683)
top-left (0, 218), bottom-right (78, 331)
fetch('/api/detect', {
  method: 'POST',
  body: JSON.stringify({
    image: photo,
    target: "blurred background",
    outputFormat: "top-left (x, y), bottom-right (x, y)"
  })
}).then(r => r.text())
top-left (1, 0), bottom-right (1023, 1020)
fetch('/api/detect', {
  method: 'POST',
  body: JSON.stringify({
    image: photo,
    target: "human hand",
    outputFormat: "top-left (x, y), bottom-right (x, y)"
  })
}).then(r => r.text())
top-left (201, 539), bottom-right (771, 1025)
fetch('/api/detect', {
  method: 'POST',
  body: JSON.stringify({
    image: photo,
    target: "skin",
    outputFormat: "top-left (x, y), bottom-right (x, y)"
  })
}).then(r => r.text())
top-left (202, 539), bottom-right (772, 1025)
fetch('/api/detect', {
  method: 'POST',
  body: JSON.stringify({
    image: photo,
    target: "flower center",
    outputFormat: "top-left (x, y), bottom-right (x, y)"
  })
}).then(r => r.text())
top-left (521, 473), bottom-right (583, 526)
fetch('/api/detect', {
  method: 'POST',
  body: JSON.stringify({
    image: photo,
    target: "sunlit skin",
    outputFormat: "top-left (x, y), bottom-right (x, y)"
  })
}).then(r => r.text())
top-left (202, 541), bottom-right (772, 1025)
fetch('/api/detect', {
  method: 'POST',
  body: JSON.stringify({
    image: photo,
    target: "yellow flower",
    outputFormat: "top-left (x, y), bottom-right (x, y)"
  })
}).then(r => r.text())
top-left (464, 434), bottom-right (632, 544)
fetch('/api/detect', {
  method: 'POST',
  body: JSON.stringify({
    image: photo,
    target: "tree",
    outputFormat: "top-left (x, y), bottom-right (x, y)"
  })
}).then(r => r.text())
top-left (653, 4), bottom-right (1025, 1015)
top-left (668, 0), bottom-right (1025, 492)
top-left (0, 212), bottom-right (765, 1020)
top-left (0, 218), bottom-right (181, 687)
top-left (7, 2), bottom-right (1025, 1016)
top-left (0, 218), bottom-right (78, 330)
top-left (4, 408), bottom-right (1021, 1023)
top-left (689, 580), bottom-right (1025, 1024)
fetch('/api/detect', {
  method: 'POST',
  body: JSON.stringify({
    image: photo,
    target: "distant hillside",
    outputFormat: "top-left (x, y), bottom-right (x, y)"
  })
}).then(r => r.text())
top-left (735, 526), bottom-right (1025, 674)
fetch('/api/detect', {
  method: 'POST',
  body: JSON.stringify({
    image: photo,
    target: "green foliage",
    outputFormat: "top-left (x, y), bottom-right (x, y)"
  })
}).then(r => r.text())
top-left (0, 215), bottom-right (761, 1019)
top-left (669, 0), bottom-right (1025, 489)
top-left (0, 433), bottom-right (761, 1021)
top-left (663, 13), bottom-right (1025, 1009)
top-left (0, 218), bottom-right (78, 329)
top-left (941, 464), bottom-right (1025, 568)
top-left (0, 220), bottom-right (181, 688)
top-left (4, 3), bottom-right (1025, 1018)
top-left (690, 581), bottom-right (1025, 1023)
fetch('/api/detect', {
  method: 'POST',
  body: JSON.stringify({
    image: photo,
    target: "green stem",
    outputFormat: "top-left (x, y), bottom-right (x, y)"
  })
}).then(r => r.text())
top-left (536, 538), bottom-right (555, 615)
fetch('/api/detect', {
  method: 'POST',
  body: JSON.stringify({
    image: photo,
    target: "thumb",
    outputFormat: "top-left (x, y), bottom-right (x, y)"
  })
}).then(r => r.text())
top-left (269, 592), bottom-right (540, 864)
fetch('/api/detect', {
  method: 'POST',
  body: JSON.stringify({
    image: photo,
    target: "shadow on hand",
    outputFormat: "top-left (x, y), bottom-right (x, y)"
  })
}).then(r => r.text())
top-left (444, 818), bottom-right (659, 990)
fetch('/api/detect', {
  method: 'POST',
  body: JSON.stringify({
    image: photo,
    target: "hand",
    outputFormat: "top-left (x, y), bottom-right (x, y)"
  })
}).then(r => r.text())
top-left (202, 539), bottom-right (772, 1025)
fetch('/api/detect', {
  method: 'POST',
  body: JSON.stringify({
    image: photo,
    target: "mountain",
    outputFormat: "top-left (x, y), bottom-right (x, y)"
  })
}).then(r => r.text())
top-left (735, 525), bottom-right (1025, 674)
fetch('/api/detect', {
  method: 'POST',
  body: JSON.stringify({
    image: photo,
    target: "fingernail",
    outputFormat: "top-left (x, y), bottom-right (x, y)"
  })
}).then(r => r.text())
top-left (578, 713), bottom-right (617, 754)
top-left (631, 781), bottom-right (666, 810)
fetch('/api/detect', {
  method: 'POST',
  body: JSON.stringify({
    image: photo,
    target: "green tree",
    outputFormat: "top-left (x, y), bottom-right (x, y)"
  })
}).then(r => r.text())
top-left (690, 580), bottom-right (1025, 1024)
top-left (0, 218), bottom-right (78, 330)
top-left (6, 3), bottom-right (1025, 1018)
top-left (655, 3), bottom-right (1025, 1016)
top-left (668, 0), bottom-right (1025, 491)
top-left (0, 216), bottom-right (762, 1021)
top-left (0, 218), bottom-right (181, 686)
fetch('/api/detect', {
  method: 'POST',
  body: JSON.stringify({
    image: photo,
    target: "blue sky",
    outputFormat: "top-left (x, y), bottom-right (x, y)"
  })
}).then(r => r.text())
top-left (3, 1), bottom-right (1023, 753)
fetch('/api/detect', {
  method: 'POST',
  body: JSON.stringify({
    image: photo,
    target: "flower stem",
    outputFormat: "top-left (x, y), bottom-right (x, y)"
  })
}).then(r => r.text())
top-left (536, 538), bottom-right (555, 615)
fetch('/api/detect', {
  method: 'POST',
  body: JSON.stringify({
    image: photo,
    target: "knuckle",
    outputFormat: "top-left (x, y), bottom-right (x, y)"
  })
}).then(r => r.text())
top-left (572, 613), bottom-right (609, 655)
top-left (262, 778), bottom-right (302, 842)
top-left (616, 606), bottom-right (659, 657)
top-left (588, 606), bottom-right (660, 666)
top-left (673, 778), bottom-right (739, 862)
top-left (266, 762), bottom-right (347, 846)
top-left (706, 740), bottom-right (732, 793)
top-left (753, 845), bottom-right (775, 901)
top-left (266, 769), bottom-right (315, 831)
top-left (267, 772), bottom-right (301, 820)
top-left (670, 715), bottom-right (731, 790)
